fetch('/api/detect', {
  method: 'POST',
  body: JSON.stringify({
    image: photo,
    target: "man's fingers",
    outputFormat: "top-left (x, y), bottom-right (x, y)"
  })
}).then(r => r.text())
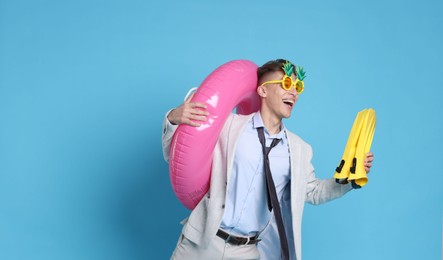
top-left (362, 153), bottom-right (374, 173)
top-left (364, 152), bottom-right (374, 163)
top-left (189, 114), bottom-right (207, 122)
top-left (190, 108), bottom-right (209, 116)
top-left (181, 110), bottom-right (207, 127)
top-left (183, 102), bottom-right (209, 117)
top-left (189, 102), bottom-right (208, 110)
top-left (172, 101), bottom-right (209, 127)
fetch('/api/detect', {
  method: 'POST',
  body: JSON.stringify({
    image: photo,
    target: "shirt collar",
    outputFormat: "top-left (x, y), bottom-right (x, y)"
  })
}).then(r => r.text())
top-left (252, 112), bottom-right (287, 144)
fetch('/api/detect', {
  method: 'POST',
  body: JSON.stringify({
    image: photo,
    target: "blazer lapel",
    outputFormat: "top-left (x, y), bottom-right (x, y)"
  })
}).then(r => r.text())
top-left (288, 134), bottom-right (304, 210)
top-left (226, 113), bottom-right (255, 185)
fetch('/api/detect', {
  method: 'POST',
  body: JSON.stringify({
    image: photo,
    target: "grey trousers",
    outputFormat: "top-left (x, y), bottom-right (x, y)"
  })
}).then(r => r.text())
top-left (171, 233), bottom-right (260, 260)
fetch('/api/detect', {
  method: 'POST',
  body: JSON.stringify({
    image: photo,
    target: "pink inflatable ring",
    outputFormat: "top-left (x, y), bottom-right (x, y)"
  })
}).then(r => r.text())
top-left (169, 60), bottom-right (260, 209)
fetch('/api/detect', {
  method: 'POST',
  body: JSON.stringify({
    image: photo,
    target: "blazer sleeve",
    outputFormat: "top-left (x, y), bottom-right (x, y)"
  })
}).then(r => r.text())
top-left (162, 88), bottom-right (198, 163)
top-left (304, 145), bottom-right (353, 205)
top-left (161, 109), bottom-right (178, 163)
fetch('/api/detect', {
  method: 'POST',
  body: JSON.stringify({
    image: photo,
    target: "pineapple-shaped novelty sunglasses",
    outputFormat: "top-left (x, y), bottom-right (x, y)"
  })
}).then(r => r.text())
top-left (260, 61), bottom-right (306, 94)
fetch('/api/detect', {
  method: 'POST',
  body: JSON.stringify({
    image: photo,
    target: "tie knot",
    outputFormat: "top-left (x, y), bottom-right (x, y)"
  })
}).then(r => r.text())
top-left (257, 127), bottom-right (281, 156)
top-left (269, 138), bottom-right (281, 149)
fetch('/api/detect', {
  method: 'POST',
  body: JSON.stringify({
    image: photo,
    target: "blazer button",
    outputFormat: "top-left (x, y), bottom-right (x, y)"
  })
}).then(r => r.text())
top-left (222, 204), bottom-right (225, 208)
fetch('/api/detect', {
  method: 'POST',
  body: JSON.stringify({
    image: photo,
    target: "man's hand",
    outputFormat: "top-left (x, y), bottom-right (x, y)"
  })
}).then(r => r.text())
top-left (167, 94), bottom-right (209, 127)
top-left (364, 152), bottom-right (374, 173)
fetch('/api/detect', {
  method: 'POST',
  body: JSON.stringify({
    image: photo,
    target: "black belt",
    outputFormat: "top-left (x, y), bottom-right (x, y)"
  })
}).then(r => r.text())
top-left (216, 229), bottom-right (261, 245)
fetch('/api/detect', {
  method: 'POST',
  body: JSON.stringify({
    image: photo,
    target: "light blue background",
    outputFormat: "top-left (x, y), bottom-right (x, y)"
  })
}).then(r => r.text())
top-left (1, 0), bottom-right (442, 259)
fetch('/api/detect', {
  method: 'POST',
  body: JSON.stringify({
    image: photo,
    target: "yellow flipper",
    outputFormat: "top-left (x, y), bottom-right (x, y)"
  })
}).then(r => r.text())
top-left (334, 109), bottom-right (376, 188)
top-left (333, 109), bottom-right (367, 183)
top-left (348, 109), bottom-right (376, 188)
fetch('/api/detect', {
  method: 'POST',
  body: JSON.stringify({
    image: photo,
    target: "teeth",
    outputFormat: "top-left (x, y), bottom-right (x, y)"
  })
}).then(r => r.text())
top-left (283, 99), bottom-right (294, 105)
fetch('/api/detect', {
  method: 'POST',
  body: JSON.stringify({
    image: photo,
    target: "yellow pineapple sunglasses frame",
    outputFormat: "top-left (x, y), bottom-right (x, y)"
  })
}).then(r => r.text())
top-left (260, 75), bottom-right (304, 94)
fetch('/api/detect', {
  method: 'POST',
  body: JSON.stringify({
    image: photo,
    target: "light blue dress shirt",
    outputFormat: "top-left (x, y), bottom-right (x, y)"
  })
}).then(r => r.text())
top-left (220, 112), bottom-right (291, 236)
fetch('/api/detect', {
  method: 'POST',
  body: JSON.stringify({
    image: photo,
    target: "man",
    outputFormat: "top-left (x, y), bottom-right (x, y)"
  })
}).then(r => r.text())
top-left (162, 59), bottom-right (374, 259)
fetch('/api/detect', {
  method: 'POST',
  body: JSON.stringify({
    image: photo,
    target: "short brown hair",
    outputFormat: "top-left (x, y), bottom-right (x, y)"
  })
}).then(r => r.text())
top-left (257, 59), bottom-right (296, 85)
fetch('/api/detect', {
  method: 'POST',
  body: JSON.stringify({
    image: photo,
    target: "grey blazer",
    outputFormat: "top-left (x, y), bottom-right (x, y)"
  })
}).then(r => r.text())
top-left (162, 112), bottom-right (353, 260)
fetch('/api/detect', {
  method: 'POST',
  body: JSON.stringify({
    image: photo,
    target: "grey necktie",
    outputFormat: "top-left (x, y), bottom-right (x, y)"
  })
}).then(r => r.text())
top-left (257, 127), bottom-right (289, 260)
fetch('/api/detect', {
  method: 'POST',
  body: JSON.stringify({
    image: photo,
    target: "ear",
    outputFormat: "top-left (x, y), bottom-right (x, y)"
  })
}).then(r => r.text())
top-left (257, 85), bottom-right (267, 98)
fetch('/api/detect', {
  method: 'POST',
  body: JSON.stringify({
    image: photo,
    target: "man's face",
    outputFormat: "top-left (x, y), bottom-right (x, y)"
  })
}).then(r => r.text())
top-left (259, 71), bottom-right (299, 120)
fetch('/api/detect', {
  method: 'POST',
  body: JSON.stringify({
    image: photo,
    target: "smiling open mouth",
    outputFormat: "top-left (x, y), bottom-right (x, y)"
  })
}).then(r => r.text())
top-left (283, 99), bottom-right (294, 107)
